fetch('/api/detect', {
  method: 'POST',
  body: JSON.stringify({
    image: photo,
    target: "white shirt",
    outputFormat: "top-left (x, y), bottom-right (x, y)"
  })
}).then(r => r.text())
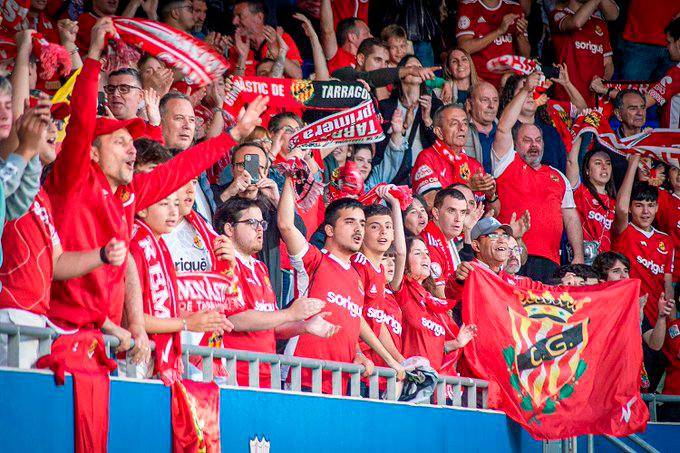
top-left (163, 218), bottom-right (213, 274)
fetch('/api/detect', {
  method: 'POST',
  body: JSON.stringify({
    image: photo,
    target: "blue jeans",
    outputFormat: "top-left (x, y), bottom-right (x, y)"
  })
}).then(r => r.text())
top-left (620, 40), bottom-right (673, 81)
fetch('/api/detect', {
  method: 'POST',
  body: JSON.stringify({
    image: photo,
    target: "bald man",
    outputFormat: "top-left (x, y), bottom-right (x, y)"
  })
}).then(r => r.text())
top-left (465, 81), bottom-right (499, 173)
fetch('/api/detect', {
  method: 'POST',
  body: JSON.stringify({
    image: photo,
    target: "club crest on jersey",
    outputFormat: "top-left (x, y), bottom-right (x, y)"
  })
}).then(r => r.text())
top-left (458, 16), bottom-right (470, 29)
top-left (459, 162), bottom-right (471, 181)
top-left (87, 339), bottom-right (98, 360)
top-left (193, 234), bottom-right (204, 250)
top-left (550, 174), bottom-right (559, 183)
top-left (430, 262), bottom-right (443, 279)
top-left (119, 188), bottom-right (134, 207)
top-left (504, 290), bottom-right (590, 417)
top-left (594, 25), bottom-right (603, 36)
top-left (657, 241), bottom-right (668, 254)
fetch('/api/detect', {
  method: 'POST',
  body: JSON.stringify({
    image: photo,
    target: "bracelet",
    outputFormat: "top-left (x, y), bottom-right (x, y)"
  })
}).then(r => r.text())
top-left (100, 246), bottom-right (110, 265)
top-left (182, 318), bottom-right (188, 331)
top-left (486, 193), bottom-right (499, 203)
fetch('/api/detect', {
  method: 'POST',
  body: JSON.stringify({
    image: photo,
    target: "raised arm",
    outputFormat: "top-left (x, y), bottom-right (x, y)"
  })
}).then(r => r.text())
top-left (494, 73), bottom-right (538, 160)
top-left (294, 13), bottom-right (330, 80)
top-left (10, 30), bottom-right (33, 119)
top-left (558, 0), bottom-right (602, 31)
top-left (599, 0), bottom-right (619, 21)
top-left (566, 135), bottom-right (582, 188)
top-left (381, 186), bottom-right (407, 290)
top-left (613, 154), bottom-right (640, 235)
top-left (277, 175), bottom-right (308, 256)
top-left (319, 0), bottom-right (338, 60)
top-left (48, 18), bottom-right (115, 191)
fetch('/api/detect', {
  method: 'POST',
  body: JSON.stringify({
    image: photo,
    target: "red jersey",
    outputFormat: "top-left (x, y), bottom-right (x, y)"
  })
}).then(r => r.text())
top-left (420, 220), bottom-right (461, 288)
top-left (550, 8), bottom-right (613, 105)
top-left (228, 32), bottom-right (302, 76)
top-left (656, 190), bottom-right (680, 281)
top-left (222, 253), bottom-right (278, 387)
top-left (352, 253), bottom-right (387, 363)
top-left (332, 0), bottom-right (369, 27)
top-left (0, 189), bottom-right (58, 315)
top-left (289, 245), bottom-right (364, 393)
top-left (76, 12), bottom-right (97, 52)
top-left (495, 150), bottom-right (573, 264)
top-left (396, 277), bottom-right (447, 370)
top-left (623, 0), bottom-right (680, 47)
top-left (648, 62), bottom-right (680, 129)
top-left (411, 142), bottom-right (484, 196)
top-left (662, 319), bottom-right (680, 396)
top-left (44, 58), bottom-right (238, 329)
top-left (328, 47), bottom-right (356, 74)
top-left (573, 185), bottom-right (615, 252)
top-left (456, 0), bottom-right (525, 86)
top-left (612, 224), bottom-right (674, 323)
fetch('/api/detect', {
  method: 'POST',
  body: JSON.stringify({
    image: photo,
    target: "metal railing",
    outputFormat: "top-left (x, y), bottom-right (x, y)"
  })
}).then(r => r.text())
top-left (0, 322), bottom-right (488, 409)
top-left (642, 393), bottom-right (680, 422)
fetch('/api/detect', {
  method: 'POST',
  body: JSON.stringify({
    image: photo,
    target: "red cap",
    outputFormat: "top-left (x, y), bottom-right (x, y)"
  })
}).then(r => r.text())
top-left (93, 117), bottom-right (147, 140)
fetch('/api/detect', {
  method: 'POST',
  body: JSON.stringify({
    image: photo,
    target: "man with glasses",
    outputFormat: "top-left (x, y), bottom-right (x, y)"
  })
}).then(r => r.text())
top-left (213, 197), bottom-right (340, 388)
top-left (159, 0), bottom-right (196, 33)
top-left (105, 68), bottom-right (144, 120)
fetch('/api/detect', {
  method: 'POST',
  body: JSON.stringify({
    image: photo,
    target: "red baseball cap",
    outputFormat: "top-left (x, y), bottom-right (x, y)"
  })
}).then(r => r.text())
top-left (93, 117), bottom-right (147, 140)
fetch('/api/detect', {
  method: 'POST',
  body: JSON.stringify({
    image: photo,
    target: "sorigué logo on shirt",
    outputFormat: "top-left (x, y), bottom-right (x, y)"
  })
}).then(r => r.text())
top-left (327, 291), bottom-right (363, 318)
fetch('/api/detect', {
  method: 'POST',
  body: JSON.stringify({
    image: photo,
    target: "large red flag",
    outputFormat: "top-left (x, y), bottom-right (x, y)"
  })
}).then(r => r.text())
top-left (171, 379), bottom-right (221, 453)
top-left (462, 265), bottom-right (648, 440)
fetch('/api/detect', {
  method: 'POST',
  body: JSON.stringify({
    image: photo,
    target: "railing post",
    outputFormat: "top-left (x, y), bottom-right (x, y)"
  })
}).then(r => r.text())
top-left (249, 359), bottom-right (260, 388)
top-left (270, 361), bottom-right (281, 391)
top-left (435, 380), bottom-right (446, 406)
top-left (368, 372), bottom-right (379, 399)
top-left (349, 370), bottom-right (361, 397)
top-left (587, 434), bottom-right (594, 453)
top-left (37, 334), bottom-right (52, 359)
top-left (125, 350), bottom-right (138, 378)
top-left (451, 381), bottom-right (462, 407)
top-left (465, 382), bottom-right (476, 408)
top-left (481, 384), bottom-right (488, 409)
top-left (226, 356), bottom-right (237, 386)
top-left (385, 374), bottom-right (396, 401)
top-left (202, 353), bottom-right (214, 383)
top-left (649, 395), bottom-right (657, 422)
top-left (7, 330), bottom-right (20, 367)
top-left (331, 369), bottom-right (342, 396)
top-left (311, 365), bottom-right (322, 394)
top-left (290, 363), bottom-right (302, 392)
top-left (182, 350), bottom-right (190, 378)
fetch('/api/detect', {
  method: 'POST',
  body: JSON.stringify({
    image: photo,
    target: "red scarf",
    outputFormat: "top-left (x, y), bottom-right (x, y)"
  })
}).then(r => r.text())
top-left (131, 220), bottom-right (183, 385)
top-left (0, 33), bottom-right (71, 79)
top-left (185, 210), bottom-right (220, 269)
top-left (359, 183), bottom-right (413, 210)
top-left (486, 55), bottom-right (537, 76)
top-left (288, 100), bottom-right (384, 150)
top-left (401, 276), bottom-right (455, 314)
top-left (111, 18), bottom-right (228, 87)
top-left (431, 139), bottom-right (466, 168)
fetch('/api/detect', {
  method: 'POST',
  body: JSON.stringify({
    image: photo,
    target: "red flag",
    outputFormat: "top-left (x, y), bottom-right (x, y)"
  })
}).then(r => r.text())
top-left (462, 265), bottom-right (648, 440)
top-left (36, 330), bottom-right (117, 453)
top-left (171, 379), bottom-right (221, 453)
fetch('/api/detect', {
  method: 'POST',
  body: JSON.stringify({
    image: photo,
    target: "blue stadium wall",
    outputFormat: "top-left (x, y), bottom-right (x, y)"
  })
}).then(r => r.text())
top-left (0, 368), bottom-right (677, 452)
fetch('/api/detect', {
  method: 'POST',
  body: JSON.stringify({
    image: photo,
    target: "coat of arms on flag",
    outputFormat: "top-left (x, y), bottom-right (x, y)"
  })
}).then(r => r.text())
top-left (504, 291), bottom-right (590, 417)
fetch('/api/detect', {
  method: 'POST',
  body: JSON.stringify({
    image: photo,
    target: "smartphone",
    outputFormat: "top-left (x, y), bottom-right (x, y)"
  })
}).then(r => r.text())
top-left (244, 153), bottom-right (260, 183)
top-left (97, 91), bottom-right (107, 116)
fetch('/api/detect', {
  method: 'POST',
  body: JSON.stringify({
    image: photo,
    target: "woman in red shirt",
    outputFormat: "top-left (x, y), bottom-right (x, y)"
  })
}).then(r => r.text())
top-left (567, 143), bottom-right (616, 264)
top-left (394, 236), bottom-right (475, 372)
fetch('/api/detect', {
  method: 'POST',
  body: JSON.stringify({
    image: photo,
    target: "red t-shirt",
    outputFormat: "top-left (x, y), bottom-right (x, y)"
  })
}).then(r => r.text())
top-left (573, 185), bottom-right (615, 252)
top-left (328, 47), bottom-right (356, 75)
top-left (550, 8), bottom-right (613, 106)
top-left (656, 190), bottom-right (680, 281)
top-left (222, 253), bottom-right (278, 387)
top-left (420, 220), bottom-right (460, 288)
top-left (332, 0), bottom-right (369, 27)
top-left (411, 145), bottom-right (484, 196)
top-left (45, 58), bottom-right (238, 329)
top-left (228, 32), bottom-right (302, 76)
top-left (662, 319), bottom-right (680, 396)
top-left (648, 62), bottom-right (680, 129)
top-left (495, 150), bottom-right (573, 264)
top-left (396, 277), bottom-right (447, 371)
top-left (0, 189), bottom-right (58, 315)
top-left (623, 0), bottom-right (680, 47)
top-left (612, 224), bottom-right (674, 323)
top-left (76, 12), bottom-right (97, 52)
top-left (289, 245), bottom-right (364, 393)
top-left (352, 252), bottom-right (387, 363)
top-left (456, 0), bottom-right (525, 87)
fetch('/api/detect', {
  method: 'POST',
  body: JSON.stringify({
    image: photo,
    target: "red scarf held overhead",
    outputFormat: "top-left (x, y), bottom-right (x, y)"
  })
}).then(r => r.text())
top-left (358, 183), bottom-right (413, 210)
top-left (36, 330), bottom-right (117, 453)
top-left (111, 18), bottom-right (228, 87)
top-left (132, 220), bottom-right (184, 385)
top-left (288, 100), bottom-right (385, 150)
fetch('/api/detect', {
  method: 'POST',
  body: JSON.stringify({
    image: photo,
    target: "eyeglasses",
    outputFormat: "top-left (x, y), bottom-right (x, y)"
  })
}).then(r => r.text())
top-left (104, 84), bottom-right (142, 95)
top-left (483, 233), bottom-right (510, 241)
top-left (235, 219), bottom-right (268, 231)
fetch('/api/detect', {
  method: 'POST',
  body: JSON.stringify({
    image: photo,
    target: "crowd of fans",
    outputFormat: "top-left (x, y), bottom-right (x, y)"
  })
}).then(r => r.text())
top-left (0, 0), bottom-right (678, 421)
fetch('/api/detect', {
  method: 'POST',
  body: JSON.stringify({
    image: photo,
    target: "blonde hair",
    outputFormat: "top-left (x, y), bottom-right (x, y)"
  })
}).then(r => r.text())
top-left (443, 48), bottom-right (478, 87)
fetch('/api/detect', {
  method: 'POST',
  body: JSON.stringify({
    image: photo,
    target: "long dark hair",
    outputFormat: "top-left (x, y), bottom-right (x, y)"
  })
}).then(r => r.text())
top-left (405, 235), bottom-right (436, 295)
top-left (499, 74), bottom-right (552, 125)
top-left (581, 150), bottom-right (617, 211)
top-left (391, 54), bottom-right (428, 101)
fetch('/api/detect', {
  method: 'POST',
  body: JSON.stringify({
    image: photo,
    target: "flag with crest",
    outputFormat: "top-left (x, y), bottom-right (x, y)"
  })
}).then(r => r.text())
top-left (462, 265), bottom-right (648, 440)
